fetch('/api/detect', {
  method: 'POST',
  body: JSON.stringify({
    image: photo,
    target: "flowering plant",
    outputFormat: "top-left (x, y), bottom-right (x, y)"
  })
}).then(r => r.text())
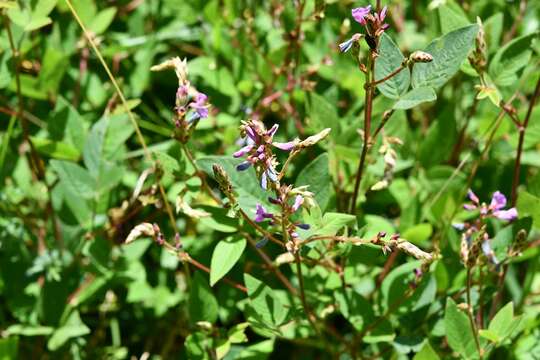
top-left (1, 0), bottom-right (539, 359)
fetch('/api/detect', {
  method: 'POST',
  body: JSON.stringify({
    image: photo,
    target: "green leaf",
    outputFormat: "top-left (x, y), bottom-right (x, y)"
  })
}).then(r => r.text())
top-left (402, 223), bottom-right (433, 244)
top-left (517, 191), bottom-right (540, 229)
top-left (381, 261), bottom-right (436, 313)
top-left (393, 87), bottom-right (437, 110)
top-left (88, 7), bottom-right (117, 34)
top-left (5, 325), bottom-right (54, 336)
top-left (484, 13), bottom-right (503, 53)
top-left (413, 341), bottom-right (440, 360)
top-left (412, 24), bottom-right (478, 89)
top-left (30, 137), bottom-right (80, 161)
top-left (50, 160), bottom-right (96, 199)
top-left (374, 33), bottom-right (410, 99)
top-left (488, 302), bottom-right (521, 342)
top-left (444, 298), bottom-right (478, 359)
top-left (154, 151), bottom-right (180, 184)
top-left (437, 1), bottom-right (470, 34)
top-left (197, 156), bottom-right (268, 212)
top-left (309, 92), bottom-right (339, 131)
top-left (0, 337), bottom-right (18, 360)
top-left (189, 272), bottom-right (219, 323)
top-left (47, 310), bottom-right (90, 351)
top-left (304, 212), bottom-right (356, 238)
top-left (244, 274), bottom-right (286, 328)
top-left (489, 32), bottom-right (537, 87)
top-left (210, 236), bottom-right (246, 286)
top-left (478, 329), bottom-right (501, 343)
top-left (295, 153), bottom-right (331, 211)
top-left (335, 289), bottom-right (375, 331)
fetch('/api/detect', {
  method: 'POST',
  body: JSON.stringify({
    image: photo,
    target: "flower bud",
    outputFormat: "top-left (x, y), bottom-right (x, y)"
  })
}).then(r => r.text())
top-left (409, 51), bottom-right (433, 63)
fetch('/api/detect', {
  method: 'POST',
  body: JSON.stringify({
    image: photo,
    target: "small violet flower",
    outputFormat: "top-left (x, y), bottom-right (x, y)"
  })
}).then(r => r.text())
top-left (188, 92), bottom-right (210, 123)
top-left (349, 4), bottom-right (389, 40)
top-left (463, 189), bottom-right (518, 221)
top-left (233, 120), bottom-right (296, 189)
top-left (352, 5), bottom-right (371, 25)
top-left (254, 204), bottom-right (274, 223)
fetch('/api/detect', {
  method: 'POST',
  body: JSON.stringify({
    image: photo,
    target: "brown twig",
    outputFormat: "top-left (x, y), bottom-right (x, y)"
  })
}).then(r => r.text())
top-left (511, 76), bottom-right (540, 206)
top-left (350, 51), bottom-right (376, 214)
top-left (243, 232), bottom-right (297, 296)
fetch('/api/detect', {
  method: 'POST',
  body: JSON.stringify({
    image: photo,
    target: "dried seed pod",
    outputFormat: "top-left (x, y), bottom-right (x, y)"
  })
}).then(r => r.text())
top-left (125, 223), bottom-right (155, 244)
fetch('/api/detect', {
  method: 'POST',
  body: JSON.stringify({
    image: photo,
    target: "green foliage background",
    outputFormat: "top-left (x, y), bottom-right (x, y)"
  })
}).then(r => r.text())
top-left (0, 0), bottom-right (539, 359)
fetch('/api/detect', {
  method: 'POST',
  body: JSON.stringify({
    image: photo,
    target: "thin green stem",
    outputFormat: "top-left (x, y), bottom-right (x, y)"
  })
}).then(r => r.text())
top-left (466, 268), bottom-right (484, 359)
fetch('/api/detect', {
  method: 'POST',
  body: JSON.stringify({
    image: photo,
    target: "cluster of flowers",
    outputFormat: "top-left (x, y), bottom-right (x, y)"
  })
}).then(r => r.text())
top-left (340, 4), bottom-right (389, 53)
top-left (455, 190), bottom-right (518, 267)
top-left (151, 57), bottom-right (210, 141)
top-left (232, 119), bottom-right (331, 250)
top-left (233, 120), bottom-right (296, 190)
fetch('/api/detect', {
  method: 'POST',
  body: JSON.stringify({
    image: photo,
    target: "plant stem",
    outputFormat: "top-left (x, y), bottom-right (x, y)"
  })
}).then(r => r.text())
top-left (180, 143), bottom-right (222, 205)
top-left (350, 51), bottom-right (375, 214)
top-left (371, 63), bottom-right (406, 86)
top-left (243, 232), bottom-right (298, 295)
top-left (3, 14), bottom-right (43, 180)
top-left (294, 252), bottom-right (321, 336)
top-left (511, 76), bottom-right (540, 206)
top-left (466, 268), bottom-right (483, 359)
top-left (65, 0), bottom-right (192, 284)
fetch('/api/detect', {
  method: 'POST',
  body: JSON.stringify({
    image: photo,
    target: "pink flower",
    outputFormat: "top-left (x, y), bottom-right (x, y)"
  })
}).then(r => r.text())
top-left (254, 204), bottom-right (274, 223)
top-left (493, 208), bottom-right (518, 221)
top-left (352, 5), bottom-right (371, 25)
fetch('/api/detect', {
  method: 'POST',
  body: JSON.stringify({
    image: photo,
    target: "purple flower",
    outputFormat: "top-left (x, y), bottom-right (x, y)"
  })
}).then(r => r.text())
top-left (493, 208), bottom-right (518, 221)
top-left (273, 141), bottom-right (296, 151)
top-left (233, 120), bottom-right (295, 190)
top-left (254, 204), bottom-right (273, 223)
top-left (188, 92), bottom-right (209, 122)
top-left (292, 195), bottom-right (304, 212)
top-left (379, 5), bottom-right (387, 22)
top-left (489, 191), bottom-right (507, 211)
top-left (467, 189), bottom-right (480, 205)
top-left (233, 144), bottom-right (254, 158)
top-left (352, 5), bottom-right (371, 25)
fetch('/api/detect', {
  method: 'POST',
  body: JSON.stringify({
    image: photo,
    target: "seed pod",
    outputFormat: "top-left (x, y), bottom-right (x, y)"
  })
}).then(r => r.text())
top-left (397, 241), bottom-right (433, 262)
top-left (125, 223), bottom-right (155, 244)
top-left (297, 128), bottom-right (331, 149)
top-left (213, 164), bottom-right (234, 198)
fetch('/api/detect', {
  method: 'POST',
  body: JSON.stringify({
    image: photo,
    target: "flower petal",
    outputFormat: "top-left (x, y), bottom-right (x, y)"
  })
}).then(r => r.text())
top-left (490, 191), bottom-right (507, 211)
top-left (292, 195), bottom-right (304, 212)
top-left (273, 141), bottom-right (296, 151)
top-left (493, 208), bottom-right (518, 221)
top-left (233, 144), bottom-right (253, 158)
top-left (236, 161), bottom-right (252, 171)
top-left (352, 5), bottom-right (371, 24)
top-left (467, 189), bottom-right (480, 204)
top-left (267, 124), bottom-right (279, 138)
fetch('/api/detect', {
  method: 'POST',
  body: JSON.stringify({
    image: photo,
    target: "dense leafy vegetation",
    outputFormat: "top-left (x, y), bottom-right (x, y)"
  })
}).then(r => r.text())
top-left (1, 0), bottom-right (539, 358)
